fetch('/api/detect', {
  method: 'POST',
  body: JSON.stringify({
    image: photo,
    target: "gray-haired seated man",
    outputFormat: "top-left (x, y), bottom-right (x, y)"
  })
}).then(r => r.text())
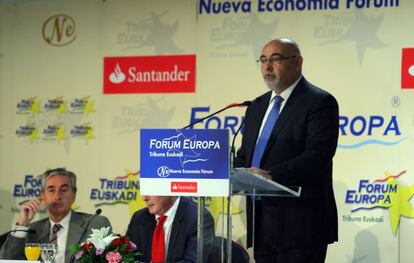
top-left (0, 168), bottom-right (112, 263)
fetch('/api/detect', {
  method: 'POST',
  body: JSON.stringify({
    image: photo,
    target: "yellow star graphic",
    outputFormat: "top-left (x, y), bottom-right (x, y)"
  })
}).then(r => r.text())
top-left (30, 101), bottom-right (41, 117)
top-left (84, 100), bottom-right (95, 117)
top-left (84, 127), bottom-right (95, 142)
top-left (206, 197), bottom-right (244, 225)
top-left (56, 126), bottom-right (67, 143)
top-left (57, 101), bottom-right (68, 115)
top-left (125, 171), bottom-right (146, 216)
top-left (377, 171), bottom-right (414, 235)
top-left (29, 129), bottom-right (39, 142)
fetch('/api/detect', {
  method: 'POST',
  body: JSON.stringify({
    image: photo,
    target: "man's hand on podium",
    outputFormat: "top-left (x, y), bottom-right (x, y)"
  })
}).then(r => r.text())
top-left (246, 167), bottom-right (272, 180)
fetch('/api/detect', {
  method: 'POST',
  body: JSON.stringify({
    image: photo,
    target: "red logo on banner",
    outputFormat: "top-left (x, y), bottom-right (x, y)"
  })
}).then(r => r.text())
top-left (103, 55), bottom-right (196, 94)
top-left (171, 182), bottom-right (198, 193)
top-left (401, 48), bottom-right (414, 89)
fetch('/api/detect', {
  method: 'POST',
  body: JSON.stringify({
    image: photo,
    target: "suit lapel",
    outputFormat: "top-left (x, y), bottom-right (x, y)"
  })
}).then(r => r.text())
top-left (36, 219), bottom-right (51, 242)
top-left (251, 92), bottom-right (271, 136)
top-left (166, 199), bottom-right (185, 261)
top-left (246, 92), bottom-right (271, 165)
top-left (264, 78), bottom-right (308, 154)
top-left (65, 212), bottom-right (86, 262)
top-left (145, 213), bottom-right (156, 257)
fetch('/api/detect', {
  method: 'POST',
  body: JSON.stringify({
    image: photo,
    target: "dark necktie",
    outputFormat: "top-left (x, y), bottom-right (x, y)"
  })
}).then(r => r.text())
top-left (49, 224), bottom-right (62, 244)
top-left (152, 215), bottom-right (167, 263)
top-left (251, 96), bottom-right (284, 167)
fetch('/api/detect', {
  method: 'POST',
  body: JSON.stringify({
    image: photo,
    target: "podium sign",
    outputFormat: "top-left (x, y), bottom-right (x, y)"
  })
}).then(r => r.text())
top-left (140, 129), bottom-right (229, 196)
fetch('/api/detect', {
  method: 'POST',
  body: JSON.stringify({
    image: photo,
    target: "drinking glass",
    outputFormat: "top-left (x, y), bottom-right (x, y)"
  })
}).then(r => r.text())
top-left (41, 243), bottom-right (57, 263)
top-left (24, 243), bottom-right (41, 261)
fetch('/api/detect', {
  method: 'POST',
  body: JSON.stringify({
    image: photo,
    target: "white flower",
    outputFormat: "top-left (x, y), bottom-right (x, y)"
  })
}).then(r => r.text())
top-left (86, 227), bottom-right (118, 250)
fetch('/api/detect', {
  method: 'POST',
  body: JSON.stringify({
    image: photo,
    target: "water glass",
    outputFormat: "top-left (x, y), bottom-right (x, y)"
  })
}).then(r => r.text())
top-left (41, 243), bottom-right (57, 263)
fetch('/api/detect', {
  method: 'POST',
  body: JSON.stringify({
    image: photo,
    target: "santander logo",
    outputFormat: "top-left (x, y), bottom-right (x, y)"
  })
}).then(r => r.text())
top-left (109, 64), bottom-right (126, 84)
top-left (171, 182), bottom-right (197, 193)
top-left (103, 55), bottom-right (196, 94)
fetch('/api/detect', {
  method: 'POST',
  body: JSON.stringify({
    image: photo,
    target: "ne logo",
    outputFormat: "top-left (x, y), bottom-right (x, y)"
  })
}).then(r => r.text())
top-left (42, 14), bottom-right (76, 46)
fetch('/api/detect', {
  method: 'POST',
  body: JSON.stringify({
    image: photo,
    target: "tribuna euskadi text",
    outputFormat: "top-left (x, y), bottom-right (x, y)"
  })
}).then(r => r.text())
top-left (198, 0), bottom-right (400, 14)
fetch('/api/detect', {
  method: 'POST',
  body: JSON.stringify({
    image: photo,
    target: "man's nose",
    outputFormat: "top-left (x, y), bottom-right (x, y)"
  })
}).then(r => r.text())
top-left (265, 62), bottom-right (273, 71)
top-left (51, 192), bottom-right (62, 201)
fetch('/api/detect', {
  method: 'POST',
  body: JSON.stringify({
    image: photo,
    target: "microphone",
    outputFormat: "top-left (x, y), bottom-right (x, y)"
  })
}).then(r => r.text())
top-left (95, 208), bottom-right (102, 216)
top-left (68, 209), bottom-right (102, 263)
top-left (182, 100), bottom-right (251, 129)
top-left (79, 209), bottom-right (102, 241)
top-left (230, 96), bottom-right (261, 168)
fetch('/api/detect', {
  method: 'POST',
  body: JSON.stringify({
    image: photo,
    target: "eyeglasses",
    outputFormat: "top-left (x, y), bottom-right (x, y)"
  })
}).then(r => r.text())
top-left (257, 54), bottom-right (297, 65)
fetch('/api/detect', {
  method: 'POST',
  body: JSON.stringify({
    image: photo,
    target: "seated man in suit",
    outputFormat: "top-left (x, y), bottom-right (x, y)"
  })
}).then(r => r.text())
top-left (126, 196), bottom-right (215, 263)
top-left (0, 167), bottom-right (112, 263)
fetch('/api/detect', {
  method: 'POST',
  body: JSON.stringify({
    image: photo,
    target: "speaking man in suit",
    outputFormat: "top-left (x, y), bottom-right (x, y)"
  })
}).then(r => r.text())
top-left (126, 196), bottom-right (215, 263)
top-left (0, 168), bottom-right (112, 263)
top-left (235, 38), bottom-right (339, 263)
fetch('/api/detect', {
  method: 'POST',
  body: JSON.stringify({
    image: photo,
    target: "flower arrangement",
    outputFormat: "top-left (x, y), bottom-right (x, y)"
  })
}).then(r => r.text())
top-left (70, 227), bottom-right (140, 263)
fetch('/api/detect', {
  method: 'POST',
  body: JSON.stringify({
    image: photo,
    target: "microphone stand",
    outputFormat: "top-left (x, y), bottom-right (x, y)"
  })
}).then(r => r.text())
top-left (181, 101), bottom-right (251, 129)
top-left (181, 100), bottom-right (250, 263)
top-left (68, 209), bottom-right (102, 263)
top-left (223, 115), bottom-right (249, 263)
top-left (230, 119), bottom-right (245, 169)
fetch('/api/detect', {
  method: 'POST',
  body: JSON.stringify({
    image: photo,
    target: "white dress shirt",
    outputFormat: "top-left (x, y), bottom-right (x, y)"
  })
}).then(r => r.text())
top-left (155, 197), bottom-right (180, 257)
top-left (49, 210), bottom-right (72, 263)
top-left (256, 76), bottom-right (302, 139)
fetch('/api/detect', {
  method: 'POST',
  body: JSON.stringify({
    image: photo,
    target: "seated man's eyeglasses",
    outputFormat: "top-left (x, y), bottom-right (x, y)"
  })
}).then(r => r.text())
top-left (257, 54), bottom-right (297, 65)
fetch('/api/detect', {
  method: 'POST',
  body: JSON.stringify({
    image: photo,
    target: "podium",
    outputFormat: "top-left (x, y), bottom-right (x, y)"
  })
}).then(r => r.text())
top-left (231, 167), bottom-right (301, 197)
top-left (212, 168), bottom-right (302, 263)
top-left (139, 128), bottom-right (301, 262)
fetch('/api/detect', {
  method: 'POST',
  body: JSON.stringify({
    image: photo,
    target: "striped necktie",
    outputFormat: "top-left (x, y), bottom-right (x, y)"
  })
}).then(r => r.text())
top-left (49, 224), bottom-right (62, 244)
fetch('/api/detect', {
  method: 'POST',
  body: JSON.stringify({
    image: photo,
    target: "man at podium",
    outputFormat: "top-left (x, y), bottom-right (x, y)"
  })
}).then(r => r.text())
top-left (235, 38), bottom-right (339, 263)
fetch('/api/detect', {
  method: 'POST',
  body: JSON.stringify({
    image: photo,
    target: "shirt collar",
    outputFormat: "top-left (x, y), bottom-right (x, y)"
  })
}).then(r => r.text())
top-left (271, 75), bottom-right (302, 102)
top-left (155, 197), bottom-right (180, 221)
top-left (49, 210), bottom-right (72, 229)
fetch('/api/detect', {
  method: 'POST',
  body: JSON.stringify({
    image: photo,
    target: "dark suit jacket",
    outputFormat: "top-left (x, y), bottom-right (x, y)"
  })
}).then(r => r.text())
top-left (235, 77), bottom-right (339, 253)
top-left (126, 197), bottom-right (215, 263)
top-left (0, 211), bottom-right (111, 263)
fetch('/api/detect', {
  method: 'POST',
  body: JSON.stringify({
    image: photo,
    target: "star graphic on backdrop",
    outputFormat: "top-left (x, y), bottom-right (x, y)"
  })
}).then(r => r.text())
top-left (56, 126), bottom-right (67, 143)
top-left (84, 126), bottom-right (95, 143)
top-left (377, 171), bottom-right (414, 235)
top-left (217, 13), bottom-right (278, 57)
top-left (84, 99), bottom-right (95, 116)
top-left (117, 97), bottom-right (175, 135)
top-left (30, 101), bottom-right (41, 117)
top-left (323, 11), bottom-right (387, 64)
top-left (138, 12), bottom-right (183, 54)
top-left (29, 129), bottom-right (39, 142)
top-left (57, 101), bottom-right (68, 115)
top-left (205, 197), bottom-right (243, 225)
top-left (71, 203), bottom-right (80, 210)
top-left (123, 170), bottom-right (146, 217)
